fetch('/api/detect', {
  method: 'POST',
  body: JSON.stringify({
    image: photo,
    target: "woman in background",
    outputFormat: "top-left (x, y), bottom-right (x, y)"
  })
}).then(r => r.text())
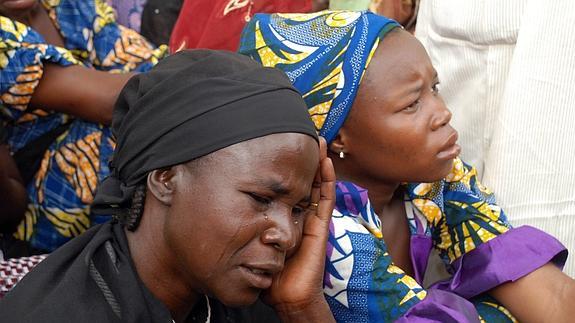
top-left (240, 11), bottom-right (574, 322)
top-left (0, 0), bottom-right (166, 253)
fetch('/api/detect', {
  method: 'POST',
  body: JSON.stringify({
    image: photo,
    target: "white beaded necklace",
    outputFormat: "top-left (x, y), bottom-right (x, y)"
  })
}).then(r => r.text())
top-left (171, 295), bottom-right (211, 323)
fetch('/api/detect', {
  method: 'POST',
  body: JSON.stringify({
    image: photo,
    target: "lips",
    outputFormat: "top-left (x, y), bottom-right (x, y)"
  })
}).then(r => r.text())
top-left (437, 130), bottom-right (461, 160)
top-left (240, 263), bottom-right (282, 289)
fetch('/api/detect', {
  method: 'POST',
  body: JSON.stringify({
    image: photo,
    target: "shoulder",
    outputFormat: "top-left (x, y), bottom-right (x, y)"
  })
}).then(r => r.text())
top-left (0, 223), bottom-right (111, 321)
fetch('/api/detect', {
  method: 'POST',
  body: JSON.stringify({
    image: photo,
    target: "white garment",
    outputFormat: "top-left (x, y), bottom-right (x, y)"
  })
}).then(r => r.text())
top-left (416, 0), bottom-right (575, 276)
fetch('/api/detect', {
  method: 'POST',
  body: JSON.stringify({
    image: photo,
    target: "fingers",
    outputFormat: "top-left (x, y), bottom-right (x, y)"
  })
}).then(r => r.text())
top-left (297, 137), bottom-right (335, 258)
top-left (317, 137), bottom-right (335, 222)
top-left (308, 137), bottom-right (326, 214)
top-left (271, 137), bottom-right (336, 305)
top-left (317, 155), bottom-right (335, 222)
top-left (319, 136), bottom-right (328, 160)
top-left (309, 137), bottom-right (335, 222)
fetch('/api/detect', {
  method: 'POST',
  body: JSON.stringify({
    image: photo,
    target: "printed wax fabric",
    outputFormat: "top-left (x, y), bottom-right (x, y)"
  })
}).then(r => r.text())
top-left (169, 0), bottom-right (313, 52)
top-left (239, 11), bottom-right (399, 144)
top-left (326, 158), bottom-right (566, 322)
top-left (238, 11), bottom-right (568, 322)
top-left (0, 0), bottom-right (167, 252)
top-left (416, 0), bottom-right (575, 276)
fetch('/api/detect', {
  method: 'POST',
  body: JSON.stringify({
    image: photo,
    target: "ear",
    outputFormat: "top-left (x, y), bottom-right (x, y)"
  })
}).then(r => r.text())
top-left (147, 168), bottom-right (175, 206)
top-left (329, 128), bottom-right (349, 156)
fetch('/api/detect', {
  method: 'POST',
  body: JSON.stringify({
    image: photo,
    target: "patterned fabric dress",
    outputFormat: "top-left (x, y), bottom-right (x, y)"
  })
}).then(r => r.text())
top-left (239, 11), bottom-right (568, 322)
top-left (0, 0), bottom-right (167, 252)
top-left (328, 158), bottom-right (566, 322)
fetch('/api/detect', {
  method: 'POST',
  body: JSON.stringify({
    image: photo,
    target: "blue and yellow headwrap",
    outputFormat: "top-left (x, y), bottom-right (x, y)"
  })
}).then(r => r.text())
top-left (239, 11), bottom-right (400, 143)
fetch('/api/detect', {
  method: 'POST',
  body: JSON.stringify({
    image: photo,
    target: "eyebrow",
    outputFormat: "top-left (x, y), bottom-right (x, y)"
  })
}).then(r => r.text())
top-left (268, 181), bottom-right (290, 195)
top-left (407, 83), bottom-right (422, 95)
top-left (404, 70), bottom-right (438, 95)
top-left (403, 78), bottom-right (423, 96)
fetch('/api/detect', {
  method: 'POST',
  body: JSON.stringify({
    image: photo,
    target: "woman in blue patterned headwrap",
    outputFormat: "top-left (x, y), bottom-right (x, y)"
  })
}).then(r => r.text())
top-left (239, 11), bottom-right (575, 322)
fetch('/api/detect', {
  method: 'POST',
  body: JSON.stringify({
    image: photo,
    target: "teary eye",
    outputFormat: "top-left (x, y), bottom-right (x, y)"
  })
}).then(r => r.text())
top-left (248, 192), bottom-right (271, 206)
top-left (292, 205), bottom-right (306, 217)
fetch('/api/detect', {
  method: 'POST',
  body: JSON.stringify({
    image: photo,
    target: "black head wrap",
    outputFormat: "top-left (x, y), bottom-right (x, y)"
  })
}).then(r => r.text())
top-left (93, 49), bottom-right (318, 214)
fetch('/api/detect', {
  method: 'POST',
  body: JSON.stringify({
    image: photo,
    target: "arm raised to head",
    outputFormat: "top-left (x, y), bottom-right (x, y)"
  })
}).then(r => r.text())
top-left (265, 137), bottom-right (336, 323)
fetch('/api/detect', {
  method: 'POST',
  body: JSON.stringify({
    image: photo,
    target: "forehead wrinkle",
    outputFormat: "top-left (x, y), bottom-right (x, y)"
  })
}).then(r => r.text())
top-left (218, 144), bottom-right (309, 194)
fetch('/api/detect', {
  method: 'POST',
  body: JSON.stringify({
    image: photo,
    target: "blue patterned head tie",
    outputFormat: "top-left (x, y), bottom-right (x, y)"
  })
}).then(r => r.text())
top-left (239, 11), bottom-right (400, 143)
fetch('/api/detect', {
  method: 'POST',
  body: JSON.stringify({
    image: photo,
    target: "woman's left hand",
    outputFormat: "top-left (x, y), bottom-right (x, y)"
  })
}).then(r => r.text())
top-left (264, 137), bottom-right (336, 322)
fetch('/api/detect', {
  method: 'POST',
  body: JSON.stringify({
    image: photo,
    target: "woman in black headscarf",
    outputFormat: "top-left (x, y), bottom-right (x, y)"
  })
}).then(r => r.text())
top-left (0, 50), bottom-right (336, 323)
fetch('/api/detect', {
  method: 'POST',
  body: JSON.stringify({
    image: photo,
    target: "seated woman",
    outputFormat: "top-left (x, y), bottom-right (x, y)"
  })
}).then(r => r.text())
top-left (0, 0), bottom-right (166, 253)
top-left (0, 50), bottom-right (337, 322)
top-left (239, 11), bottom-right (575, 322)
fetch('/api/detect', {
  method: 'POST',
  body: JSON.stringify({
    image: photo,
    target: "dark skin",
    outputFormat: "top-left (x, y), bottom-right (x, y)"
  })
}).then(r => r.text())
top-left (312, 0), bottom-right (330, 12)
top-left (369, 0), bottom-right (417, 32)
top-left (0, 0), bottom-right (134, 125)
top-left (330, 28), bottom-right (457, 275)
top-left (330, 28), bottom-right (575, 322)
top-left (126, 134), bottom-right (336, 323)
top-left (0, 144), bottom-right (27, 233)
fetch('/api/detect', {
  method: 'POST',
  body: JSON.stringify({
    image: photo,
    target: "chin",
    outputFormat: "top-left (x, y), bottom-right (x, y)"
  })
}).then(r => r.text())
top-left (436, 159), bottom-right (456, 179)
top-left (417, 159), bottom-right (454, 183)
top-left (215, 288), bottom-right (261, 308)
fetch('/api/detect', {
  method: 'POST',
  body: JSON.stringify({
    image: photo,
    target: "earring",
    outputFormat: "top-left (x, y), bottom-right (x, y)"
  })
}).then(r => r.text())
top-left (339, 151), bottom-right (345, 159)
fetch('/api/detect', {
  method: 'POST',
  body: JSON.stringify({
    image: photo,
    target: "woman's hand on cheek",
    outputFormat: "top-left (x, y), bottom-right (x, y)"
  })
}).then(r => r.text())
top-left (264, 137), bottom-right (336, 322)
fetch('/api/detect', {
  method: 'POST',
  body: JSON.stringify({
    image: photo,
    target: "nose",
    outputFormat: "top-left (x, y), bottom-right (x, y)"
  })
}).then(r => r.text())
top-left (260, 208), bottom-right (298, 252)
top-left (430, 97), bottom-right (452, 131)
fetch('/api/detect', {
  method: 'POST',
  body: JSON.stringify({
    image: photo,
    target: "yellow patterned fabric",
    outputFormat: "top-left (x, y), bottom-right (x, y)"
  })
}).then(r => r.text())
top-left (404, 158), bottom-right (511, 264)
top-left (0, 0), bottom-right (166, 251)
top-left (326, 160), bottom-right (524, 322)
top-left (239, 11), bottom-right (399, 143)
top-left (240, 11), bottom-right (566, 322)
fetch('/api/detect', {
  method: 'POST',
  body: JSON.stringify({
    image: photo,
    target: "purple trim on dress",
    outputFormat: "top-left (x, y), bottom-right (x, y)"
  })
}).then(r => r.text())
top-left (396, 289), bottom-right (481, 323)
top-left (410, 234), bottom-right (433, 283)
top-left (336, 182), bottom-right (360, 214)
top-left (413, 213), bottom-right (426, 235)
top-left (324, 220), bottom-right (336, 288)
top-left (431, 225), bottom-right (568, 299)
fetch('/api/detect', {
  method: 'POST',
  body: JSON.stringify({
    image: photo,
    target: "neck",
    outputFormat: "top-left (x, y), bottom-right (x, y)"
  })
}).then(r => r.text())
top-left (126, 201), bottom-right (199, 322)
top-left (356, 178), bottom-right (400, 214)
top-left (331, 155), bottom-right (400, 213)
